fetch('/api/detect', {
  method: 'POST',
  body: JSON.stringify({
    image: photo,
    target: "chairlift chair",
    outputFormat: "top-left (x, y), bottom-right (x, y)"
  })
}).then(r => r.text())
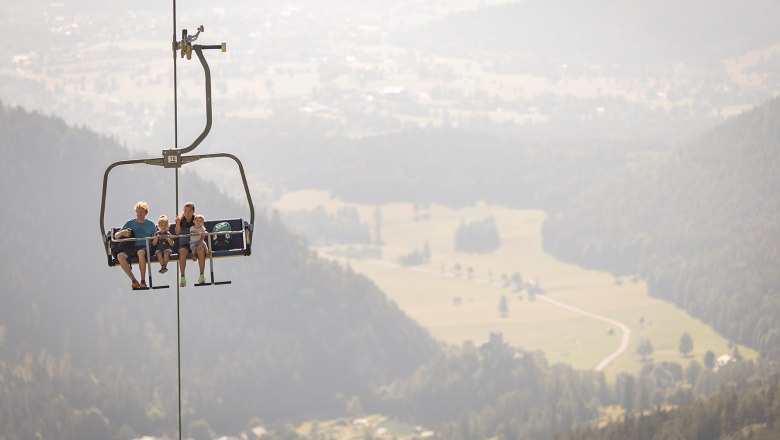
top-left (99, 27), bottom-right (254, 290)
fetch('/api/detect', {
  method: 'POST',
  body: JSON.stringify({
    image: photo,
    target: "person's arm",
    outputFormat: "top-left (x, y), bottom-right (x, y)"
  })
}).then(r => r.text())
top-left (114, 223), bottom-right (130, 239)
top-left (175, 216), bottom-right (182, 235)
top-left (152, 233), bottom-right (159, 246)
top-left (166, 234), bottom-right (175, 246)
top-left (199, 227), bottom-right (207, 243)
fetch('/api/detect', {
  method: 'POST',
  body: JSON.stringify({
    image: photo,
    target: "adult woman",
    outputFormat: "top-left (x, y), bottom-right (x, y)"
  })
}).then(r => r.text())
top-left (175, 201), bottom-right (207, 286)
top-left (115, 201), bottom-right (157, 289)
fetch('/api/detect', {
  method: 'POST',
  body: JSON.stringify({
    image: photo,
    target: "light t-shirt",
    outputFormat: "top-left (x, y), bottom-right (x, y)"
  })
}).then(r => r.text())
top-left (190, 225), bottom-right (207, 246)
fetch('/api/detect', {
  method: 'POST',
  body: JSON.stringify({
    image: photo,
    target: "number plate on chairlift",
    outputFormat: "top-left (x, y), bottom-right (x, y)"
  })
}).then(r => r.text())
top-left (162, 149), bottom-right (182, 168)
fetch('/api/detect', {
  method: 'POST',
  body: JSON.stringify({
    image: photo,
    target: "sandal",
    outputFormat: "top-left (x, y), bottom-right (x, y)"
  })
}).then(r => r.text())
top-left (131, 281), bottom-right (141, 289)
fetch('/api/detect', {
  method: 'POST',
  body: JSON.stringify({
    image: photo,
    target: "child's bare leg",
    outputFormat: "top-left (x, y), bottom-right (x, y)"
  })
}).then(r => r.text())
top-left (197, 246), bottom-right (206, 274)
top-left (179, 247), bottom-right (188, 275)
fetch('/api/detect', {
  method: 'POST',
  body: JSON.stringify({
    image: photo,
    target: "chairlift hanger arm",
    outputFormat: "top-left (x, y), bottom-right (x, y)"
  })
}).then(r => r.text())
top-left (176, 25), bottom-right (227, 155)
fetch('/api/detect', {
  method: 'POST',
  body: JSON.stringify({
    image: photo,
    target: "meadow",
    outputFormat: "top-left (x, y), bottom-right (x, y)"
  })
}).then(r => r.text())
top-left (275, 190), bottom-right (756, 377)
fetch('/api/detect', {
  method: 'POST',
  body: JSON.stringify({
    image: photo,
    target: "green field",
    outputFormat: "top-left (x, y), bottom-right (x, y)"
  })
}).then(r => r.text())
top-left (275, 190), bottom-right (757, 377)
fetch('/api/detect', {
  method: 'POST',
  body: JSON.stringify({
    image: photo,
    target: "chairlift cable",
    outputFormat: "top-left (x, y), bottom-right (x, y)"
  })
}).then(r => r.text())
top-left (99, 4), bottom-right (253, 437)
top-left (172, 1), bottom-right (183, 439)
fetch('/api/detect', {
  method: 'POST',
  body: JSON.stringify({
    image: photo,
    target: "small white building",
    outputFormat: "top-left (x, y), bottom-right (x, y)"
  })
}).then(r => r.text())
top-left (714, 354), bottom-right (733, 372)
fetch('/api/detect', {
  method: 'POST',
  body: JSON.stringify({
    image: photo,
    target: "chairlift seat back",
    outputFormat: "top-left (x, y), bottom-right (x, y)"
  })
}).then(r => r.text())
top-left (105, 218), bottom-right (250, 267)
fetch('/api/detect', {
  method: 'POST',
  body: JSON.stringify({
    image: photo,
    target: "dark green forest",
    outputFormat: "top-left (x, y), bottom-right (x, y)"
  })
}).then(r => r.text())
top-left (454, 217), bottom-right (501, 254)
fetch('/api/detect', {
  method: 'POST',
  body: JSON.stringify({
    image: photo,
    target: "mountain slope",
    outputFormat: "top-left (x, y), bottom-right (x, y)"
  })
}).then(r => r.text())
top-left (543, 97), bottom-right (780, 353)
top-left (0, 103), bottom-right (438, 436)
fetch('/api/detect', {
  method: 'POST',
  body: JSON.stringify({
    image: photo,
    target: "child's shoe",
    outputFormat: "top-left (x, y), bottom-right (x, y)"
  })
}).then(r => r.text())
top-left (198, 274), bottom-right (206, 284)
top-left (180, 276), bottom-right (186, 287)
top-left (159, 266), bottom-right (168, 274)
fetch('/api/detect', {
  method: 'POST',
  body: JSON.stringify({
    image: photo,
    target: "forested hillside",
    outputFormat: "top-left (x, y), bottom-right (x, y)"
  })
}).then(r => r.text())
top-left (543, 97), bottom-right (780, 355)
top-left (378, 335), bottom-right (767, 440)
top-left (0, 103), bottom-right (438, 437)
top-left (227, 96), bottom-right (780, 357)
top-left (228, 121), bottom-right (630, 212)
top-left (560, 374), bottom-right (780, 440)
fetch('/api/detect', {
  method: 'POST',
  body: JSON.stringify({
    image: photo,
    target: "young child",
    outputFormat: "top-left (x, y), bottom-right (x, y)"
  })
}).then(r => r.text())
top-left (189, 214), bottom-right (208, 284)
top-left (152, 215), bottom-right (175, 274)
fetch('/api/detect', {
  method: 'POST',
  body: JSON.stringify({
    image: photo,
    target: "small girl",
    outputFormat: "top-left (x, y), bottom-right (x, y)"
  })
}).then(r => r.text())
top-left (152, 215), bottom-right (175, 273)
top-left (189, 214), bottom-right (208, 284)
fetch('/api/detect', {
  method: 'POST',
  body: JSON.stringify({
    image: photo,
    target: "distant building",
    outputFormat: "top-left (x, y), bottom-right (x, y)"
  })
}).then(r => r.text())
top-left (714, 354), bottom-right (734, 371)
top-left (352, 418), bottom-right (370, 427)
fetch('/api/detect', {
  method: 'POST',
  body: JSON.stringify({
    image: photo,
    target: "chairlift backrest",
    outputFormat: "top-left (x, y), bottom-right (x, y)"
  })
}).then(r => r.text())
top-left (105, 218), bottom-right (251, 267)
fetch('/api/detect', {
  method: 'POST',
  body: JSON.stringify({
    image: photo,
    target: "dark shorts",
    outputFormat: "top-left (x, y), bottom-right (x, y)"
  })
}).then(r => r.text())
top-left (118, 246), bottom-right (147, 259)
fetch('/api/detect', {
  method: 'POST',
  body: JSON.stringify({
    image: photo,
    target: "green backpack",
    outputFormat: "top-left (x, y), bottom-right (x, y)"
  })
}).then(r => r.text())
top-left (212, 222), bottom-right (232, 251)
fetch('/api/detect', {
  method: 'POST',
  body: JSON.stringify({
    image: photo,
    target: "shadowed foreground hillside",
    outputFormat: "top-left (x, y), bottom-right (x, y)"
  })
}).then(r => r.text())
top-left (0, 103), bottom-right (437, 437)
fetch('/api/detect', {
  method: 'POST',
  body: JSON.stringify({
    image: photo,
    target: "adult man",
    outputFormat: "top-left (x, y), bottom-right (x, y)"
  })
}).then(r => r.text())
top-left (115, 201), bottom-right (157, 289)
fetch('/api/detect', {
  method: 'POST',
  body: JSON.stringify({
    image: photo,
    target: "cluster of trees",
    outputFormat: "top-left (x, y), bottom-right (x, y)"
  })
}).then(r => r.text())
top-left (454, 217), bottom-right (501, 254)
top-left (398, 242), bottom-right (431, 267)
top-left (378, 334), bottom-right (599, 435)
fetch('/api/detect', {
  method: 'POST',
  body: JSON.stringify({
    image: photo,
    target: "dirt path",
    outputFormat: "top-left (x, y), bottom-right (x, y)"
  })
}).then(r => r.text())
top-left (533, 295), bottom-right (631, 371)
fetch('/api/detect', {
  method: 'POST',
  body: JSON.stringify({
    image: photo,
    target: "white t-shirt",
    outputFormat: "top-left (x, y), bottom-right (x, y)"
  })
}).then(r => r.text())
top-left (190, 225), bottom-right (206, 245)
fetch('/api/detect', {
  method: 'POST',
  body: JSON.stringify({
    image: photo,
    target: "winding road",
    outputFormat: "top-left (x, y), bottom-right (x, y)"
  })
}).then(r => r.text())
top-left (534, 295), bottom-right (631, 371)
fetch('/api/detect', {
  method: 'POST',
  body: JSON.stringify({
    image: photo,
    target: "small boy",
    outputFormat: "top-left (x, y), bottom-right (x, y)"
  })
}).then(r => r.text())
top-left (152, 215), bottom-right (175, 274)
top-left (189, 214), bottom-right (208, 284)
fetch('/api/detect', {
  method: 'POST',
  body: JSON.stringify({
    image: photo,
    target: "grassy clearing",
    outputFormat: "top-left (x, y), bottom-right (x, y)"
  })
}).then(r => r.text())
top-left (275, 190), bottom-right (757, 377)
